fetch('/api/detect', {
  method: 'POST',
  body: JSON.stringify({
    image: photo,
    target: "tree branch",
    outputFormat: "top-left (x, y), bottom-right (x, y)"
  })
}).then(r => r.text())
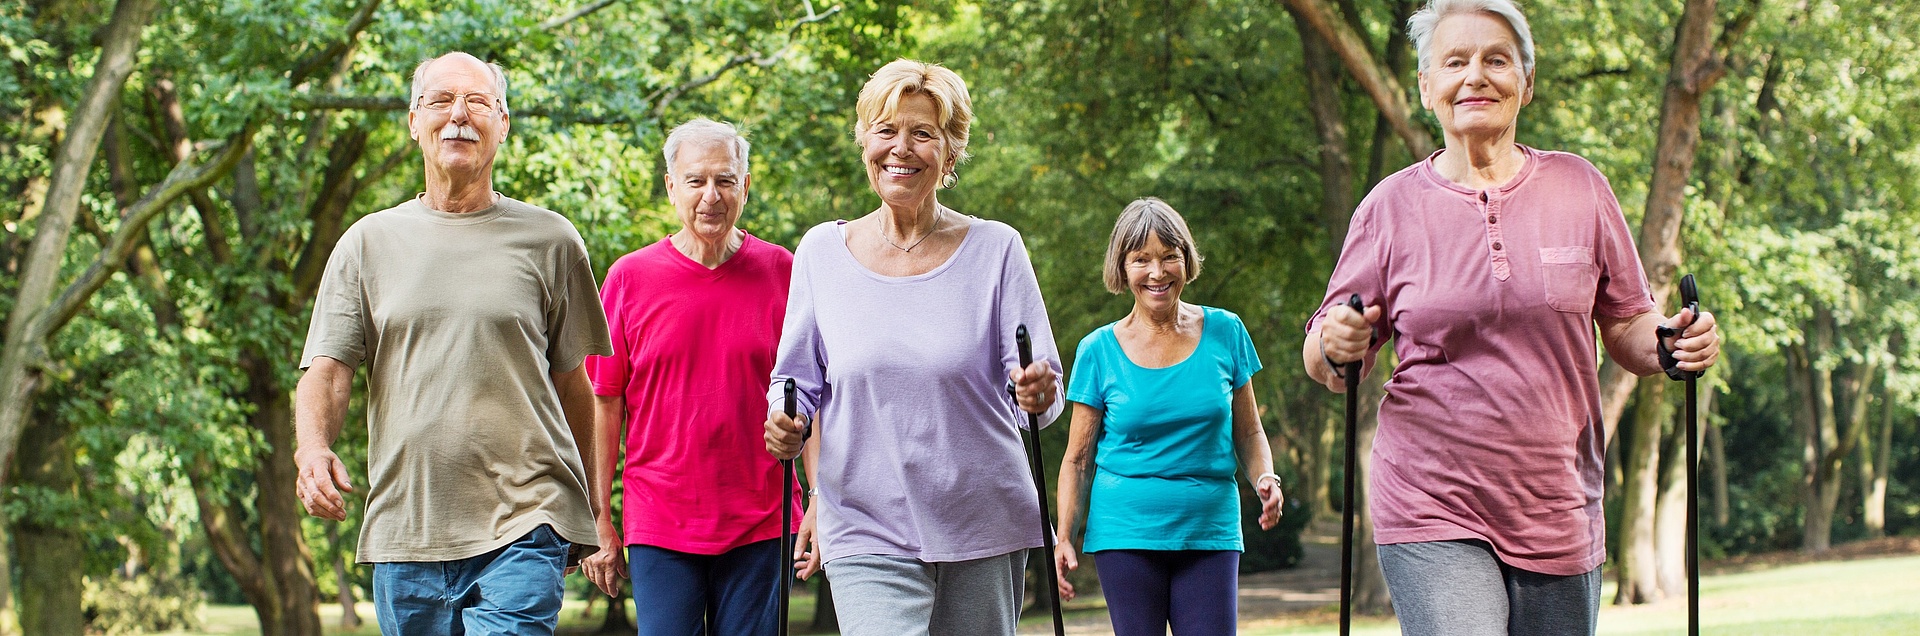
top-left (289, 0), bottom-right (384, 87)
top-left (541, 0), bottom-right (623, 31)
top-left (43, 126), bottom-right (256, 334)
top-left (1277, 0), bottom-right (1436, 157)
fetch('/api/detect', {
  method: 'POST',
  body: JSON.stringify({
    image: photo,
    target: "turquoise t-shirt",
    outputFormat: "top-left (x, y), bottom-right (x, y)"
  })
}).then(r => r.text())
top-left (1067, 305), bottom-right (1263, 552)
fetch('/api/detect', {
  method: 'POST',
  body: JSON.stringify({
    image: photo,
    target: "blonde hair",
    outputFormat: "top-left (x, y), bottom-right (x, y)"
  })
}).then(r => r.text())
top-left (1102, 197), bottom-right (1202, 294)
top-left (854, 59), bottom-right (974, 188)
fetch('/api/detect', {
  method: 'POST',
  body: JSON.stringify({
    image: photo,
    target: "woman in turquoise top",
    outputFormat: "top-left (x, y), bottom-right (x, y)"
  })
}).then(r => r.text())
top-left (1054, 197), bottom-right (1285, 636)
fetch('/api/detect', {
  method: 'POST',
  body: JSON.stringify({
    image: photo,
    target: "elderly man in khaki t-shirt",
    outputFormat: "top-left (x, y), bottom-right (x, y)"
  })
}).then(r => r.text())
top-left (292, 51), bottom-right (611, 636)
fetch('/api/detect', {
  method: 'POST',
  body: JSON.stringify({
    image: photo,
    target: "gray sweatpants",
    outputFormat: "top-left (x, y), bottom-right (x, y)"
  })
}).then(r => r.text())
top-left (1376, 539), bottom-right (1601, 636)
top-left (823, 550), bottom-right (1028, 636)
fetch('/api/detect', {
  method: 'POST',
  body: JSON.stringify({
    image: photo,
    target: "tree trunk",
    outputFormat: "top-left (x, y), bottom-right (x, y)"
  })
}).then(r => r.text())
top-left (1615, 378), bottom-right (1669, 604)
top-left (1351, 357), bottom-right (1391, 615)
top-left (1597, 0), bottom-right (1759, 446)
top-left (1653, 399), bottom-right (1689, 598)
top-left (593, 590), bottom-right (634, 634)
top-left (1288, 1), bottom-right (1357, 248)
top-left (811, 575), bottom-right (838, 631)
top-left (1862, 367), bottom-right (1892, 538)
top-left (244, 349), bottom-right (326, 636)
top-left (325, 523), bottom-right (362, 630)
top-left (1275, 0), bottom-right (1436, 158)
top-left (1707, 394), bottom-right (1729, 528)
top-left (14, 407), bottom-right (84, 636)
top-left (1800, 307), bottom-right (1838, 553)
top-left (0, 1), bottom-right (158, 630)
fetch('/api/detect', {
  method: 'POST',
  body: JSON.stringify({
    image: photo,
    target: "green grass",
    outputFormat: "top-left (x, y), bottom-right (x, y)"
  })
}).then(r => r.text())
top-left (179, 555), bottom-right (1920, 635)
top-left (1242, 554), bottom-right (1920, 636)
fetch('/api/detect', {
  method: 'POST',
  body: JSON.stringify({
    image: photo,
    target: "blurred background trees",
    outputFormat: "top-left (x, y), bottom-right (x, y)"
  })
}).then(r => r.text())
top-left (2, 0), bottom-right (1916, 633)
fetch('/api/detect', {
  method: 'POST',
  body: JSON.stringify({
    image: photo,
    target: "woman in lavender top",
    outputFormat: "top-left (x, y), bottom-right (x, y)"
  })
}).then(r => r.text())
top-left (1304, 1), bottom-right (1721, 634)
top-left (762, 59), bottom-right (1063, 636)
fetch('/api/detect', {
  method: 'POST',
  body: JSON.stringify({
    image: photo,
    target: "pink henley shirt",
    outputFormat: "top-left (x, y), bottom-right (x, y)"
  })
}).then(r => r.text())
top-left (1307, 146), bottom-right (1655, 575)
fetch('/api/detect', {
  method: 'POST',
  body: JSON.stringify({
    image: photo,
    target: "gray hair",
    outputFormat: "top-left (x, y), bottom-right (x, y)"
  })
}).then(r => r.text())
top-left (408, 52), bottom-right (511, 115)
top-left (663, 118), bottom-right (751, 177)
top-left (1103, 197), bottom-right (1202, 294)
top-left (1408, 0), bottom-right (1536, 74)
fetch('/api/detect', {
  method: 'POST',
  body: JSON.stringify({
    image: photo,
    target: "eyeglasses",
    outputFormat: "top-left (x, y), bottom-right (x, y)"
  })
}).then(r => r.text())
top-left (415, 90), bottom-right (502, 115)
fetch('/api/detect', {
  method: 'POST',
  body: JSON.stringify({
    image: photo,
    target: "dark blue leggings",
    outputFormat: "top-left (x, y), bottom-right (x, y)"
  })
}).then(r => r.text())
top-left (1093, 549), bottom-right (1239, 636)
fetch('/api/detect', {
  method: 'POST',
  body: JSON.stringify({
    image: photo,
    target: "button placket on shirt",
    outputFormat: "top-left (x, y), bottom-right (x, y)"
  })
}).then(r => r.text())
top-left (1481, 191), bottom-right (1510, 281)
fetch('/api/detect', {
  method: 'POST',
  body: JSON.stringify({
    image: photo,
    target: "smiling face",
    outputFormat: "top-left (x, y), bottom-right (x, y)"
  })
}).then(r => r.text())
top-left (860, 92), bottom-right (954, 208)
top-left (1418, 11), bottom-right (1534, 144)
top-left (1125, 233), bottom-right (1188, 312)
top-left (665, 139), bottom-right (748, 243)
top-left (407, 54), bottom-right (509, 186)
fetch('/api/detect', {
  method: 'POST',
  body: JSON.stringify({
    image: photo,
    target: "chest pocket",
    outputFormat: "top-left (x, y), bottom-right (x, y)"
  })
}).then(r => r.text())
top-left (1539, 247), bottom-right (1597, 314)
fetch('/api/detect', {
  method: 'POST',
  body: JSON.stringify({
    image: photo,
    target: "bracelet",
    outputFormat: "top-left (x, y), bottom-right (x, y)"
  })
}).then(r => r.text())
top-left (1253, 472), bottom-right (1281, 488)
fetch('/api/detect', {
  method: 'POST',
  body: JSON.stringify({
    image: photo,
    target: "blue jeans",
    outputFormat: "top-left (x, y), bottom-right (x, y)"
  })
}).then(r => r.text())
top-left (627, 538), bottom-right (783, 636)
top-left (372, 524), bottom-right (571, 636)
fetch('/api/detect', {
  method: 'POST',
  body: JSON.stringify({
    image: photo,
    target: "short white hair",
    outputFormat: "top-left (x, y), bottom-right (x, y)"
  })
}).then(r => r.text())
top-left (408, 52), bottom-right (510, 115)
top-left (663, 118), bottom-right (751, 177)
top-left (1408, 0), bottom-right (1536, 74)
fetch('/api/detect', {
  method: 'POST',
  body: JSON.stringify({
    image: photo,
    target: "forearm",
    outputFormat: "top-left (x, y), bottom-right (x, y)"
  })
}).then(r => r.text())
top-left (1599, 311), bottom-right (1666, 377)
top-left (553, 365), bottom-right (598, 494)
top-left (1300, 329), bottom-right (1343, 392)
top-left (591, 395), bottom-right (625, 530)
top-left (294, 358), bottom-right (352, 451)
top-left (1055, 453), bottom-right (1091, 542)
top-left (1230, 386), bottom-right (1275, 483)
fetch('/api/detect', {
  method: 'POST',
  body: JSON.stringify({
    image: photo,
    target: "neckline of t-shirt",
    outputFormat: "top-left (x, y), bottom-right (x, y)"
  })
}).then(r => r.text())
top-left (829, 216), bottom-right (983, 284)
top-left (1419, 144), bottom-right (1541, 198)
top-left (1110, 306), bottom-right (1211, 371)
top-left (409, 192), bottom-right (511, 225)
top-left (659, 230), bottom-right (757, 276)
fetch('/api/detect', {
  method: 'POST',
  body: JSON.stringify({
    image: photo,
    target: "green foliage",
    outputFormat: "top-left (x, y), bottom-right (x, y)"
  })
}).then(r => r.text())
top-left (83, 570), bottom-right (205, 636)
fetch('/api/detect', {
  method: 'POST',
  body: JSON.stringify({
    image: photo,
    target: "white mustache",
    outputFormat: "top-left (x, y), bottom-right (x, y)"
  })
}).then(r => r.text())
top-left (438, 123), bottom-right (480, 141)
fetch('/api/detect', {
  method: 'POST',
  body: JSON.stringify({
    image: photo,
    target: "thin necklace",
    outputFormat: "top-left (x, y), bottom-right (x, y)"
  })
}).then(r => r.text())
top-left (882, 208), bottom-right (942, 253)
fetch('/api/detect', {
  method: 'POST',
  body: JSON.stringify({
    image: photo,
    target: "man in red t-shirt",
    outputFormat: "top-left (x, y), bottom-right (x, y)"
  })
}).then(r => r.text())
top-left (580, 118), bottom-right (796, 635)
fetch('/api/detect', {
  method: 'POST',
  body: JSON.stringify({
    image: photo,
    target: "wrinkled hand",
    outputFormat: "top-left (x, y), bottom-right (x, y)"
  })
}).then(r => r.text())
top-left (582, 525), bottom-right (627, 597)
top-left (294, 446), bottom-right (354, 521)
top-left (1320, 303), bottom-right (1382, 366)
top-left (1661, 307), bottom-right (1720, 373)
top-left (794, 504), bottom-right (822, 580)
top-left (1054, 539), bottom-right (1081, 602)
top-left (1010, 361), bottom-right (1058, 415)
top-left (764, 411), bottom-right (808, 460)
top-left (1255, 477), bottom-right (1285, 530)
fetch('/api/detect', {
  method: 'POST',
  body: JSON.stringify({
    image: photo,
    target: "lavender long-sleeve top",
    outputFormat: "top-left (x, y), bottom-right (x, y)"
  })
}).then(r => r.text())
top-left (767, 218), bottom-right (1065, 563)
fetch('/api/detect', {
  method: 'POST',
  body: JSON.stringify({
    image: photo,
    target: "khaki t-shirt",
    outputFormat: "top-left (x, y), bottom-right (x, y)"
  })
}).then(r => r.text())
top-left (301, 196), bottom-right (612, 563)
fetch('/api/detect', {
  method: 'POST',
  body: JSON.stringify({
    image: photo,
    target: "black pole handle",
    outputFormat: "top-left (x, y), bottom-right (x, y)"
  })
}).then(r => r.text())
top-left (1659, 274), bottom-right (1703, 381)
top-left (779, 377), bottom-right (798, 636)
top-left (1340, 294), bottom-right (1364, 385)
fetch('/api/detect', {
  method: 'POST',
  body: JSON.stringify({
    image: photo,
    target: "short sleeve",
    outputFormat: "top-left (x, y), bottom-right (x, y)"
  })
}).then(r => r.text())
top-left (1588, 170), bottom-right (1657, 319)
top-left (1065, 329), bottom-right (1107, 411)
top-left (1226, 311), bottom-right (1263, 389)
top-left (301, 233), bottom-right (368, 369)
top-left (545, 239), bottom-right (613, 374)
top-left (1305, 191), bottom-right (1394, 377)
top-left (585, 257), bottom-right (631, 396)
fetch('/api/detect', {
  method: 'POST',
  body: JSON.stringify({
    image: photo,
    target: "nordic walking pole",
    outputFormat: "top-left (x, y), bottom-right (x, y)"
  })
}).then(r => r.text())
top-left (1657, 274), bottom-right (1703, 636)
top-left (1335, 294), bottom-right (1364, 636)
top-left (1015, 325), bottom-right (1067, 636)
top-left (779, 378), bottom-right (800, 636)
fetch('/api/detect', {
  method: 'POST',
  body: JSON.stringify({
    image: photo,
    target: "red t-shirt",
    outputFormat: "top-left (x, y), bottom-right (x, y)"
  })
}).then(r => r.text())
top-left (587, 233), bottom-right (797, 554)
top-left (1308, 147), bottom-right (1656, 575)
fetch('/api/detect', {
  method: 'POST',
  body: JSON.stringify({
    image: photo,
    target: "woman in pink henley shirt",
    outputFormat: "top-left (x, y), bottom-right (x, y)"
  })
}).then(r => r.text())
top-left (1303, 2), bottom-right (1721, 634)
